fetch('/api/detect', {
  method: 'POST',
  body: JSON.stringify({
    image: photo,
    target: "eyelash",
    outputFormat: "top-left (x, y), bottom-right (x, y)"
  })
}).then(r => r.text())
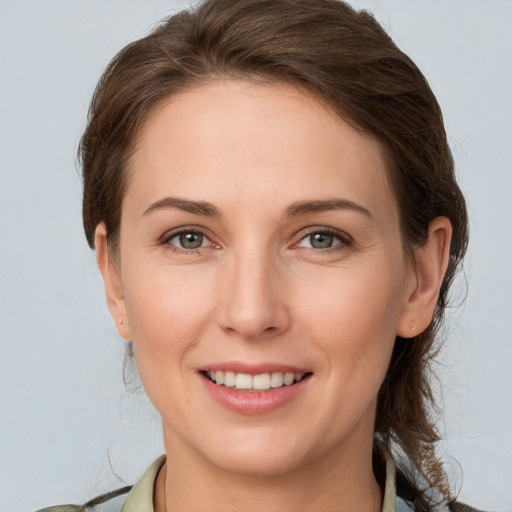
top-left (160, 228), bottom-right (216, 255)
top-left (294, 228), bottom-right (353, 254)
top-left (160, 227), bottom-right (353, 255)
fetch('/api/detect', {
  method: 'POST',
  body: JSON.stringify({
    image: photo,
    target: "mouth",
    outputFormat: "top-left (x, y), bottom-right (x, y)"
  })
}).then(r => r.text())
top-left (201, 370), bottom-right (312, 392)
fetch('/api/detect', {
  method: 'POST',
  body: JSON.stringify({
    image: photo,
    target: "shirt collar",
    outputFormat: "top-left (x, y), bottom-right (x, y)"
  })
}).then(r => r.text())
top-left (383, 448), bottom-right (399, 512)
top-left (122, 452), bottom-right (403, 512)
top-left (122, 454), bottom-right (165, 512)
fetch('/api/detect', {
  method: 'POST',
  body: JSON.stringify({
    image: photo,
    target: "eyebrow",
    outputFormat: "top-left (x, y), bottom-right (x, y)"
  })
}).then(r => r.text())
top-left (142, 196), bottom-right (372, 220)
top-left (285, 199), bottom-right (373, 219)
top-left (143, 197), bottom-right (220, 217)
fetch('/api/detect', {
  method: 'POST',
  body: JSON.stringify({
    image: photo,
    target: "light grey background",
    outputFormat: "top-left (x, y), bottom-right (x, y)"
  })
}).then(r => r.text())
top-left (1, 1), bottom-right (511, 511)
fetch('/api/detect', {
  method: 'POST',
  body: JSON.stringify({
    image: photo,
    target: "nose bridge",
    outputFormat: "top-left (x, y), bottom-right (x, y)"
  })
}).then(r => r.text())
top-left (219, 239), bottom-right (288, 339)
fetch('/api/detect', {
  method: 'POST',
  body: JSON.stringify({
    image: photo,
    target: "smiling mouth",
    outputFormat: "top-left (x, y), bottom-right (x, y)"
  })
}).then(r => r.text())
top-left (202, 370), bottom-right (312, 391)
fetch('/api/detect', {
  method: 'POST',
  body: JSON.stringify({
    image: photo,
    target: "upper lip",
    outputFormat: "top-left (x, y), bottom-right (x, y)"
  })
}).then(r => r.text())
top-left (200, 362), bottom-right (311, 375)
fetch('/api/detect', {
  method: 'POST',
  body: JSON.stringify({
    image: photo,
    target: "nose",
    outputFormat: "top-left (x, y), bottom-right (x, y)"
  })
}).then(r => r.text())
top-left (218, 249), bottom-right (290, 340)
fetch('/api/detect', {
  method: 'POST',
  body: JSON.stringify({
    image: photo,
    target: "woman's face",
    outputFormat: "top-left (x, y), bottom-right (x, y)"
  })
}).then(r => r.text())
top-left (107, 80), bottom-right (418, 475)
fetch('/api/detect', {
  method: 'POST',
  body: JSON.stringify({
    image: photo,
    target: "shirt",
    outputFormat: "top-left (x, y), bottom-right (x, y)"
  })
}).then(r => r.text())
top-left (122, 455), bottom-right (409, 511)
top-left (37, 453), bottom-right (482, 512)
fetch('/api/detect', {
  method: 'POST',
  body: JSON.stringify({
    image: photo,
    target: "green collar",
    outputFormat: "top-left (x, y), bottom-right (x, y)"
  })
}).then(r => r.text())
top-left (122, 452), bottom-right (401, 512)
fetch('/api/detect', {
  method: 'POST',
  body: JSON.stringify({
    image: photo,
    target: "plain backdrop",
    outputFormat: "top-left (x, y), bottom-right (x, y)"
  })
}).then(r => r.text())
top-left (1, 1), bottom-right (511, 511)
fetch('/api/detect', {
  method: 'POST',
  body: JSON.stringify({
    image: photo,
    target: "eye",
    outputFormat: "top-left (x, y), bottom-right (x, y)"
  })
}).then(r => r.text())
top-left (168, 231), bottom-right (209, 250)
top-left (297, 231), bottom-right (344, 250)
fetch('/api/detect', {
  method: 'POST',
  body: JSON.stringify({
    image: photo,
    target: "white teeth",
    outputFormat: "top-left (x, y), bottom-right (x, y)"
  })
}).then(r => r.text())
top-left (283, 373), bottom-right (295, 385)
top-left (235, 373), bottom-right (253, 389)
top-left (224, 371), bottom-right (236, 387)
top-left (253, 373), bottom-right (271, 390)
top-left (270, 372), bottom-right (284, 388)
top-left (207, 371), bottom-right (307, 390)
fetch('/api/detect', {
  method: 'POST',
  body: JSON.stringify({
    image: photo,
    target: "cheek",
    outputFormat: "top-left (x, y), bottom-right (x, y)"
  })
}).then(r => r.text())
top-left (293, 261), bottom-right (404, 380)
top-left (122, 264), bottom-right (218, 369)
top-left (297, 259), bottom-right (404, 332)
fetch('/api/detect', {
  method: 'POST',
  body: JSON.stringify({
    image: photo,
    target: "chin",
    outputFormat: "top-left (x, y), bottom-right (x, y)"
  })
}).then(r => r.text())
top-left (193, 425), bottom-right (326, 478)
top-left (208, 446), bottom-right (306, 477)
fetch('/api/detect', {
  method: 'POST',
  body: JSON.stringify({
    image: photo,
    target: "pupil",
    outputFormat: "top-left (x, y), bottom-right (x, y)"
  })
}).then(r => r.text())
top-left (311, 233), bottom-right (333, 249)
top-left (180, 232), bottom-right (203, 249)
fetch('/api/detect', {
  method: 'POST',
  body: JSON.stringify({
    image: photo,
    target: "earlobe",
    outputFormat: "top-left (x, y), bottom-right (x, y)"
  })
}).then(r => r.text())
top-left (396, 217), bottom-right (453, 338)
top-left (94, 224), bottom-right (132, 340)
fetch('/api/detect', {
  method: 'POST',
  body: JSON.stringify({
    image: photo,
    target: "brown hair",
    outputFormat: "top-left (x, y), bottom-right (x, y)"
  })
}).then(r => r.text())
top-left (79, 0), bottom-right (468, 509)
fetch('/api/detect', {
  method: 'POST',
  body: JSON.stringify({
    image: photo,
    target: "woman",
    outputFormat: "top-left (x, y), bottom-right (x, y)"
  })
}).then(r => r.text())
top-left (37, 0), bottom-right (478, 510)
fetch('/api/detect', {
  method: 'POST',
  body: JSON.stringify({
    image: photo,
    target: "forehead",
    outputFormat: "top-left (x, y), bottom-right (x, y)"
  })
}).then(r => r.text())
top-left (126, 80), bottom-right (397, 220)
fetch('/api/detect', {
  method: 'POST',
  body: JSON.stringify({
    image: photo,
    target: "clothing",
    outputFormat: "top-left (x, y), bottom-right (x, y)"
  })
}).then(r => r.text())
top-left (35, 454), bottom-right (486, 512)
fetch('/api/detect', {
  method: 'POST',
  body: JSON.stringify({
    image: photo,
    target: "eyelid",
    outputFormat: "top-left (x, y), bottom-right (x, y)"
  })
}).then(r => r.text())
top-left (159, 225), bottom-right (352, 253)
top-left (292, 226), bottom-right (353, 250)
top-left (159, 226), bottom-right (219, 251)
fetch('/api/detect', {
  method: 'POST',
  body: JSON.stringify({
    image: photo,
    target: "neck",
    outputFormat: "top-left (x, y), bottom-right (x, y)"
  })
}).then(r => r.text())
top-left (156, 430), bottom-right (383, 512)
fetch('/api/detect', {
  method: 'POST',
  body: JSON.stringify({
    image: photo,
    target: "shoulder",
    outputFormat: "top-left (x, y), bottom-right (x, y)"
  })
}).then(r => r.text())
top-left (35, 507), bottom-right (83, 512)
top-left (448, 502), bottom-right (491, 512)
top-left (397, 496), bottom-right (492, 512)
top-left (35, 455), bottom-right (165, 512)
top-left (394, 465), bottom-right (491, 512)
top-left (35, 486), bottom-right (131, 512)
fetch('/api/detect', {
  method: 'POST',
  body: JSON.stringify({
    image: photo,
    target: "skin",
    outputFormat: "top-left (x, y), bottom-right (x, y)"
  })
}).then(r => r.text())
top-left (96, 80), bottom-right (452, 512)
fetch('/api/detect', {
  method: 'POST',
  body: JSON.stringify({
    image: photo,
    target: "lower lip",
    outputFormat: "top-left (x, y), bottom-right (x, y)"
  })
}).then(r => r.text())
top-left (200, 373), bottom-right (311, 415)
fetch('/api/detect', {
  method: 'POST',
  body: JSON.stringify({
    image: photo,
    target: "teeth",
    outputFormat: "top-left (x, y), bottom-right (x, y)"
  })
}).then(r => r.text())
top-left (283, 372), bottom-right (295, 385)
top-left (270, 372), bottom-right (284, 388)
top-left (235, 373), bottom-right (253, 389)
top-left (224, 371), bottom-right (236, 387)
top-left (207, 371), bottom-right (308, 390)
top-left (253, 373), bottom-right (271, 390)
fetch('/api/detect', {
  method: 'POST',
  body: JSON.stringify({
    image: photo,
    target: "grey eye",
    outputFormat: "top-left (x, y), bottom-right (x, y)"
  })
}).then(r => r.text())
top-left (309, 233), bottom-right (335, 249)
top-left (174, 232), bottom-right (205, 249)
top-left (298, 231), bottom-right (342, 249)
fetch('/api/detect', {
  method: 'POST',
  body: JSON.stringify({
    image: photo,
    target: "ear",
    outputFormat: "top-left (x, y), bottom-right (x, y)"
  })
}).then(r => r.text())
top-left (396, 217), bottom-right (452, 338)
top-left (95, 223), bottom-right (132, 340)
